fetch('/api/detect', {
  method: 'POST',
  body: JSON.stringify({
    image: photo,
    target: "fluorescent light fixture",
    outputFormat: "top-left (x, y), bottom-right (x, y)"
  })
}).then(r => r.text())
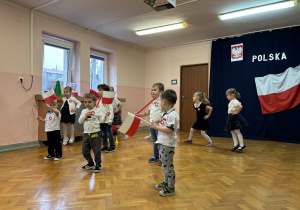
top-left (219, 0), bottom-right (297, 20)
top-left (136, 22), bottom-right (187, 35)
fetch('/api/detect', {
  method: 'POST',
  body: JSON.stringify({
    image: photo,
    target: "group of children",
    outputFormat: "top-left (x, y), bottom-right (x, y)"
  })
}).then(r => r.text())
top-left (38, 81), bottom-right (248, 197)
top-left (184, 88), bottom-right (248, 153)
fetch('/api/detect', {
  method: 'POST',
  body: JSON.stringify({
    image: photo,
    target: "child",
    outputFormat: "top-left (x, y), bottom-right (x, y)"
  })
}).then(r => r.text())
top-left (184, 92), bottom-right (214, 146)
top-left (61, 86), bottom-right (81, 145)
top-left (136, 82), bottom-right (164, 164)
top-left (98, 84), bottom-right (115, 153)
top-left (150, 89), bottom-right (179, 196)
top-left (78, 93), bottom-right (104, 173)
top-left (225, 88), bottom-right (249, 152)
top-left (109, 86), bottom-right (123, 130)
top-left (37, 100), bottom-right (62, 161)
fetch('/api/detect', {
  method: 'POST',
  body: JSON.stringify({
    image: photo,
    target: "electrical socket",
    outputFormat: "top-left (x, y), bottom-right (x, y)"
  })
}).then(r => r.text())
top-left (18, 77), bottom-right (23, 82)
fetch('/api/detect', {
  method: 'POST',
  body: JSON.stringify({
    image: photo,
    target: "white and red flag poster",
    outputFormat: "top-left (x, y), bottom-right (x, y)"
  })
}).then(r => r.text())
top-left (119, 112), bottom-right (141, 137)
top-left (102, 91), bottom-right (115, 104)
top-left (255, 65), bottom-right (300, 114)
top-left (42, 89), bottom-right (57, 104)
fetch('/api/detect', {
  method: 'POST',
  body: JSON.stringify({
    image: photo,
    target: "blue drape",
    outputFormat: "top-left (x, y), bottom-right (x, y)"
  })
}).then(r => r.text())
top-left (208, 26), bottom-right (300, 143)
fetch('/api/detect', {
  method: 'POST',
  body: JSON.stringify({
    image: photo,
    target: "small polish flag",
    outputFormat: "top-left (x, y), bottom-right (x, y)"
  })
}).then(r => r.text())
top-left (102, 91), bottom-right (116, 104)
top-left (42, 89), bottom-right (57, 104)
top-left (255, 65), bottom-right (300, 114)
top-left (119, 112), bottom-right (141, 137)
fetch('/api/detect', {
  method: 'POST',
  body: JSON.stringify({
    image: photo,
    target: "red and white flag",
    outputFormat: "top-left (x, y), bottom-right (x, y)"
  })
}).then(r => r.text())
top-left (255, 65), bottom-right (300, 114)
top-left (119, 112), bottom-right (141, 137)
top-left (42, 89), bottom-right (57, 104)
top-left (102, 91), bottom-right (115, 104)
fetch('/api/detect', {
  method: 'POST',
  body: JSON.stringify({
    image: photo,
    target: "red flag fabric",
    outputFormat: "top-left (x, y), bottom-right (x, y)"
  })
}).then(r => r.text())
top-left (102, 91), bottom-right (116, 104)
top-left (119, 112), bottom-right (141, 137)
top-left (42, 89), bottom-right (57, 103)
top-left (255, 65), bottom-right (300, 114)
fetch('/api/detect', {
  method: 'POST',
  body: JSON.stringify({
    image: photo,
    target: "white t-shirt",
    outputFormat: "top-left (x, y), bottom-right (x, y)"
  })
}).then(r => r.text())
top-left (45, 111), bottom-right (61, 132)
top-left (155, 107), bottom-right (180, 147)
top-left (112, 98), bottom-right (121, 111)
top-left (78, 108), bottom-right (105, 133)
top-left (149, 97), bottom-right (163, 121)
top-left (228, 99), bottom-right (241, 114)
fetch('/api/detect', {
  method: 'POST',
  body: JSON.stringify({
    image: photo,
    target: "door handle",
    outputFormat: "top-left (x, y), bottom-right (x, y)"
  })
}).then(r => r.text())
top-left (182, 96), bottom-right (186, 100)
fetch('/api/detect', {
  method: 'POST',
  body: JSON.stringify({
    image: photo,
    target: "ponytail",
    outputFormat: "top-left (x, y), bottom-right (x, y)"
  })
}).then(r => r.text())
top-left (195, 92), bottom-right (210, 105)
top-left (226, 88), bottom-right (241, 98)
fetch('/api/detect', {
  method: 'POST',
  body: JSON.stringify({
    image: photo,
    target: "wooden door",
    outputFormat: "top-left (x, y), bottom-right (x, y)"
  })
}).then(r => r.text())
top-left (180, 64), bottom-right (209, 132)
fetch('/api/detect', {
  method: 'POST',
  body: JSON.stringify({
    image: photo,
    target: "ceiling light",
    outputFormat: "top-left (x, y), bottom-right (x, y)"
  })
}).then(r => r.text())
top-left (219, 0), bottom-right (297, 20)
top-left (136, 22), bottom-right (187, 35)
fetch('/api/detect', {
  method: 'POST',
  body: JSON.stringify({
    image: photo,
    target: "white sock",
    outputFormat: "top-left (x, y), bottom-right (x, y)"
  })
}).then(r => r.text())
top-left (201, 130), bottom-right (212, 143)
top-left (235, 129), bottom-right (244, 147)
top-left (230, 130), bottom-right (238, 146)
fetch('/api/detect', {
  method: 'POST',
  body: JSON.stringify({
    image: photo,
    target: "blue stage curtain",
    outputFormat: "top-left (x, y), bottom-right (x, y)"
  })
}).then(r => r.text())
top-left (208, 26), bottom-right (300, 143)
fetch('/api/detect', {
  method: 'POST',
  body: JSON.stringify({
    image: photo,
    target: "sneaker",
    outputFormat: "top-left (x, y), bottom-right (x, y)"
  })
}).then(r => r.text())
top-left (54, 155), bottom-right (62, 161)
top-left (124, 135), bottom-right (128, 140)
top-left (69, 137), bottom-right (75, 144)
top-left (144, 135), bottom-right (152, 140)
top-left (237, 145), bottom-right (246, 152)
top-left (82, 164), bottom-right (94, 170)
top-left (155, 182), bottom-right (166, 190)
top-left (62, 138), bottom-right (69, 145)
top-left (231, 144), bottom-right (240, 152)
top-left (184, 139), bottom-right (192, 143)
top-left (158, 161), bottom-right (162, 166)
top-left (149, 157), bottom-right (159, 163)
top-left (159, 186), bottom-right (176, 196)
top-left (105, 148), bottom-right (115, 153)
top-left (206, 142), bottom-right (215, 147)
top-left (44, 155), bottom-right (54, 160)
top-left (101, 147), bottom-right (108, 152)
top-left (94, 165), bottom-right (101, 173)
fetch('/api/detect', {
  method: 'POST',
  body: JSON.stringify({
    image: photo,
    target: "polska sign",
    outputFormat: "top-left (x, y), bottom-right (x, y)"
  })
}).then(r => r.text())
top-left (252, 52), bottom-right (287, 62)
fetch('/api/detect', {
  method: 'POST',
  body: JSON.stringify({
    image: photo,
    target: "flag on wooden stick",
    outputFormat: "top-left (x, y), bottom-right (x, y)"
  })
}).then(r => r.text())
top-left (42, 89), bottom-right (57, 103)
top-left (102, 91), bottom-right (116, 104)
top-left (119, 112), bottom-right (141, 137)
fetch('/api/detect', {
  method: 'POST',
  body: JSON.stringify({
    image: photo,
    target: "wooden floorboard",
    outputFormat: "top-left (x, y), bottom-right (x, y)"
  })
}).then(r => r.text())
top-left (1, 130), bottom-right (300, 209)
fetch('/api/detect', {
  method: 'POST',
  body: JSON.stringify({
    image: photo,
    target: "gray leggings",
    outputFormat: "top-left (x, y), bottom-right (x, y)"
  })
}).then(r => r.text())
top-left (158, 144), bottom-right (175, 189)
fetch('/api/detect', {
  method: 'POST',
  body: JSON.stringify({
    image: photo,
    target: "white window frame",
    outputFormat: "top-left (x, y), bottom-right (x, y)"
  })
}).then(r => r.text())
top-left (42, 34), bottom-right (74, 90)
top-left (90, 50), bottom-right (107, 86)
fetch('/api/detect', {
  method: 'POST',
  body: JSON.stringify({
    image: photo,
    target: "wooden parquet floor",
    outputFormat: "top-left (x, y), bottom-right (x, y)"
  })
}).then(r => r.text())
top-left (1, 130), bottom-right (300, 210)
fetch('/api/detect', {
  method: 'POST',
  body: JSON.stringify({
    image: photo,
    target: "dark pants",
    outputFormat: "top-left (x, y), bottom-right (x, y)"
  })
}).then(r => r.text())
top-left (100, 123), bottom-right (115, 149)
top-left (82, 132), bottom-right (101, 166)
top-left (46, 130), bottom-right (62, 157)
top-left (150, 128), bottom-right (159, 159)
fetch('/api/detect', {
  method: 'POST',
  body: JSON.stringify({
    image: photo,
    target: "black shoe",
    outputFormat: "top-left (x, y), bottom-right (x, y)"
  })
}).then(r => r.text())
top-left (101, 147), bottom-right (108, 152)
top-left (105, 148), bottom-right (115, 153)
top-left (94, 165), bottom-right (101, 173)
top-left (237, 145), bottom-right (246, 152)
top-left (44, 155), bottom-right (54, 160)
top-left (82, 164), bottom-right (94, 170)
top-left (231, 144), bottom-right (240, 152)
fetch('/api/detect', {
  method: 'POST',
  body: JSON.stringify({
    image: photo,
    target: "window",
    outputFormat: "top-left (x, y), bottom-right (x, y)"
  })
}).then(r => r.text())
top-left (90, 51), bottom-right (107, 91)
top-left (42, 35), bottom-right (74, 93)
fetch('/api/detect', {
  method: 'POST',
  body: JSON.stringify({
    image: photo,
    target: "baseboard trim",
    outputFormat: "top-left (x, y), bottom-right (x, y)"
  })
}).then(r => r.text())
top-left (0, 141), bottom-right (44, 153)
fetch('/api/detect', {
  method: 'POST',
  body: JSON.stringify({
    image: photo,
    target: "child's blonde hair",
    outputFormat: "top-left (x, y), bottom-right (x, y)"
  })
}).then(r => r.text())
top-left (226, 88), bottom-right (241, 98)
top-left (195, 92), bottom-right (210, 105)
top-left (48, 100), bottom-right (58, 105)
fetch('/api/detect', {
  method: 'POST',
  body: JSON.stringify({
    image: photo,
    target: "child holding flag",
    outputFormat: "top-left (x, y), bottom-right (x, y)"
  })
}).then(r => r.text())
top-left (150, 89), bottom-right (179, 196)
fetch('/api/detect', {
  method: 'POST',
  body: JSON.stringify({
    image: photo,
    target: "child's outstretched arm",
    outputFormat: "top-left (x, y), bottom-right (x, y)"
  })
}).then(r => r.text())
top-left (204, 105), bottom-right (213, 120)
top-left (46, 104), bottom-right (59, 117)
top-left (135, 110), bottom-right (150, 117)
top-left (150, 121), bottom-right (174, 134)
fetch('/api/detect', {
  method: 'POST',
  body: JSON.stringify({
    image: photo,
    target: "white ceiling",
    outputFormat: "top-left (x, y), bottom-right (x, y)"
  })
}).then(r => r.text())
top-left (3, 0), bottom-right (300, 51)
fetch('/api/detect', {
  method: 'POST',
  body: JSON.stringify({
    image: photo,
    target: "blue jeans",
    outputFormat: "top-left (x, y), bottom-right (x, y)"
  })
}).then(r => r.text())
top-left (150, 128), bottom-right (159, 159)
top-left (100, 123), bottom-right (115, 149)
